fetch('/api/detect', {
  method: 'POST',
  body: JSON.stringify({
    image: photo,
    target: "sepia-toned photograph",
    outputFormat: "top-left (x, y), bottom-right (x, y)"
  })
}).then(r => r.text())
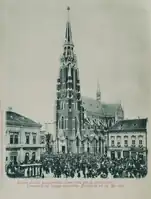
top-left (5, 0), bottom-right (149, 180)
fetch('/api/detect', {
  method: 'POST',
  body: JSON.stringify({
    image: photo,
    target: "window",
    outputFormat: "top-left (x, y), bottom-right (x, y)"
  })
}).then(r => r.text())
top-left (132, 140), bottom-right (135, 145)
top-left (117, 141), bottom-right (121, 147)
top-left (117, 152), bottom-right (121, 159)
top-left (40, 136), bottom-right (45, 144)
top-left (10, 135), bottom-right (13, 144)
top-left (26, 135), bottom-right (30, 144)
top-left (14, 135), bottom-right (18, 144)
top-left (111, 140), bottom-right (114, 146)
top-left (61, 102), bottom-right (64, 109)
top-left (33, 135), bottom-right (36, 144)
top-left (61, 117), bottom-right (64, 129)
top-left (124, 140), bottom-right (128, 145)
top-left (139, 140), bottom-right (142, 145)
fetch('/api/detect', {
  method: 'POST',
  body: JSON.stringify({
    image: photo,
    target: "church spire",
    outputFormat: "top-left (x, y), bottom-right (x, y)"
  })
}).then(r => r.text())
top-left (96, 80), bottom-right (101, 102)
top-left (64, 6), bottom-right (74, 46)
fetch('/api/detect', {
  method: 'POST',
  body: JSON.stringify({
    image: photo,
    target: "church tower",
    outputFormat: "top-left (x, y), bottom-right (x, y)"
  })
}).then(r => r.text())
top-left (55, 7), bottom-right (84, 153)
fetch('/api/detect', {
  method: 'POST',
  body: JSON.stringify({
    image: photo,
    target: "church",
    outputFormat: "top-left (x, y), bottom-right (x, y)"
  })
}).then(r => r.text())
top-left (55, 7), bottom-right (124, 154)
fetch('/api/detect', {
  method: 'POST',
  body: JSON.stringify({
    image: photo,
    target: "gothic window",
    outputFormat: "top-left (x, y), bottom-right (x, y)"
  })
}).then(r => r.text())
top-left (66, 119), bottom-right (68, 129)
top-left (64, 118), bottom-right (66, 129)
top-left (61, 117), bottom-right (64, 129)
top-left (61, 102), bottom-right (64, 109)
top-left (76, 137), bottom-right (79, 146)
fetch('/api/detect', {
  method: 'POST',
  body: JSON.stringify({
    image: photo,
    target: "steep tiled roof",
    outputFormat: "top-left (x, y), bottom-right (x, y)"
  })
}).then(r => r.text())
top-left (110, 118), bottom-right (147, 132)
top-left (82, 96), bottom-right (102, 114)
top-left (6, 111), bottom-right (42, 128)
top-left (82, 96), bottom-right (120, 117)
top-left (101, 103), bottom-right (120, 116)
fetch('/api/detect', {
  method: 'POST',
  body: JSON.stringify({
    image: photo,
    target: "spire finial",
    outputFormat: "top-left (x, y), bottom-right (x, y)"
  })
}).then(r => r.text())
top-left (64, 6), bottom-right (73, 45)
top-left (67, 6), bottom-right (70, 21)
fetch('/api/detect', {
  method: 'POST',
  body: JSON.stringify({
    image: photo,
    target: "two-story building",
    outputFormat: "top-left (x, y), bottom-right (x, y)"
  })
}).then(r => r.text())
top-left (107, 118), bottom-right (148, 160)
top-left (5, 109), bottom-right (45, 163)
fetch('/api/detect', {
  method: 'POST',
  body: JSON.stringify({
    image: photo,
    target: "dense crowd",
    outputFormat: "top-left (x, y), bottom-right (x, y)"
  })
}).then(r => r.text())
top-left (41, 153), bottom-right (147, 178)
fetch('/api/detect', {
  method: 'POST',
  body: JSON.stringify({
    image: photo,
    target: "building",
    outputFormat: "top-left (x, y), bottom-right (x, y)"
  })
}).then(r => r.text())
top-left (55, 7), bottom-right (84, 153)
top-left (5, 110), bottom-right (45, 163)
top-left (107, 118), bottom-right (148, 159)
top-left (82, 94), bottom-right (124, 154)
top-left (55, 7), bottom-right (124, 154)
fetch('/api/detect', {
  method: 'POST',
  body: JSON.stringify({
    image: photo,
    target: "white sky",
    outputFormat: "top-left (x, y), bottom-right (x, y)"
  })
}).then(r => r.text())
top-left (0, 0), bottom-right (150, 125)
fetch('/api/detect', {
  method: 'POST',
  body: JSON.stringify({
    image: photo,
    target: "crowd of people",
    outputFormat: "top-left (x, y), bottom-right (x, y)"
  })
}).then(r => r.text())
top-left (41, 153), bottom-right (147, 179)
top-left (5, 152), bottom-right (147, 179)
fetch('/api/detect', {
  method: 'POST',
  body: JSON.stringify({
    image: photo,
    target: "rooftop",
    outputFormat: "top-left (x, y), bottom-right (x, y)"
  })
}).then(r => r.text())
top-left (82, 96), bottom-right (122, 117)
top-left (110, 118), bottom-right (147, 132)
top-left (6, 111), bottom-right (42, 128)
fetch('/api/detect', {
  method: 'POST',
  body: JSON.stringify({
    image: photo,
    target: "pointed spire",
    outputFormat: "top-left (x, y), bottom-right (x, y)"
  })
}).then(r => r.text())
top-left (96, 79), bottom-right (101, 102)
top-left (64, 6), bottom-right (74, 46)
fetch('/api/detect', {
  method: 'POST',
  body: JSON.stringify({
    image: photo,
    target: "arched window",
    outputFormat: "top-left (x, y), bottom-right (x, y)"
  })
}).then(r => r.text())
top-left (61, 117), bottom-right (64, 129)
top-left (61, 102), bottom-right (64, 109)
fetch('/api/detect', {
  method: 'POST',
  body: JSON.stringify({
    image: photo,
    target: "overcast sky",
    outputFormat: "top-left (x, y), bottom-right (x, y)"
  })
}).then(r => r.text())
top-left (1, 0), bottom-right (150, 125)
